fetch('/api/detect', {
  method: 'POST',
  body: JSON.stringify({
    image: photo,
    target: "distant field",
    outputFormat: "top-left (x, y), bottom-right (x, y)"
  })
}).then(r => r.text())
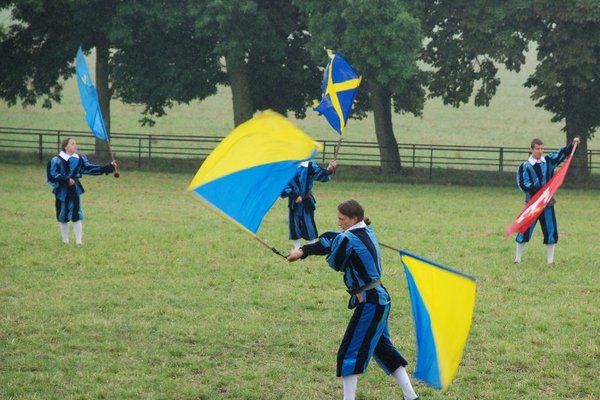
top-left (1, 164), bottom-right (598, 399)
top-left (1, 45), bottom-right (596, 150)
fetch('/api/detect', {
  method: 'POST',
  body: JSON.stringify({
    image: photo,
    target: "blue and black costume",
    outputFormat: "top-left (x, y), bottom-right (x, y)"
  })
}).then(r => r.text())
top-left (46, 152), bottom-right (114, 222)
top-left (300, 222), bottom-right (408, 377)
top-left (516, 143), bottom-right (573, 244)
top-left (281, 161), bottom-right (333, 241)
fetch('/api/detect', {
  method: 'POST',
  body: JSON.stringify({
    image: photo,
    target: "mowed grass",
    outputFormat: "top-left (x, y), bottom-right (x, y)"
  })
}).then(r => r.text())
top-left (1, 49), bottom-right (598, 150)
top-left (1, 163), bottom-right (598, 399)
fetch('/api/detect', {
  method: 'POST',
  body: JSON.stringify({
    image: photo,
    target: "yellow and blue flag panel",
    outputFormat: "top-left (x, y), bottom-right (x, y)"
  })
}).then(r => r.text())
top-left (313, 49), bottom-right (361, 134)
top-left (75, 47), bottom-right (109, 141)
top-left (187, 110), bottom-right (322, 236)
top-left (400, 250), bottom-right (476, 390)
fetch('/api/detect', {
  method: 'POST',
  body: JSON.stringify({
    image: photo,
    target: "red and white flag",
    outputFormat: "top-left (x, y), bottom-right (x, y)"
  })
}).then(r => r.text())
top-left (505, 155), bottom-right (574, 237)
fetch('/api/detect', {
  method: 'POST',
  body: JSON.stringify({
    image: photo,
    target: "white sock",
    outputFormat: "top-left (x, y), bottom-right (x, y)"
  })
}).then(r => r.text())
top-left (60, 223), bottom-right (69, 244)
top-left (392, 366), bottom-right (418, 400)
top-left (293, 239), bottom-right (301, 250)
top-left (73, 221), bottom-right (83, 245)
top-left (342, 374), bottom-right (358, 400)
top-left (515, 242), bottom-right (525, 263)
top-left (546, 244), bottom-right (555, 264)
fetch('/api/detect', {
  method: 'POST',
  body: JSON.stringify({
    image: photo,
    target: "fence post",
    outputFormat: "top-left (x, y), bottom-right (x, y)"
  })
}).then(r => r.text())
top-left (38, 134), bottom-right (43, 162)
top-left (138, 138), bottom-right (142, 167)
top-left (429, 148), bottom-right (433, 180)
top-left (322, 141), bottom-right (326, 164)
top-left (148, 135), bottom-right (152, 158)
top-left (499, 147), bottom-right (504, 172)
top-left (412, 144), bottom-right (416, 168)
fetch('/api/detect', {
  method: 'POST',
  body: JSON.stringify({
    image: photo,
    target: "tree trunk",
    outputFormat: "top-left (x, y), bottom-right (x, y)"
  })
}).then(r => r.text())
top-left (367, 80), bottom-right (401, 173)
top-left (95, 39), bottom-right (111, 159)
top-left (564, 86), bottom-right (590, 182)
top-left (226, 56), bottom-right (254, 126)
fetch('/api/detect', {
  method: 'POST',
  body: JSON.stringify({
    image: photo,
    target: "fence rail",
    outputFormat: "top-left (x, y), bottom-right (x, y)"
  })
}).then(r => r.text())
top-left (1, 126), bottom-right (598, 175)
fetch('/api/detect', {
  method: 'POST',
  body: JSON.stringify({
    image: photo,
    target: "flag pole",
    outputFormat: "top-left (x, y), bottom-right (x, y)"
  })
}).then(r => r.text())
top-left (379, 241), bottom-right (400, 252)
top-left (253, 236), bottom-right (288, 259)
top-left (333, 136), bottom-right (343, 162)
top-left (106, 139), bottom-right (120, 178)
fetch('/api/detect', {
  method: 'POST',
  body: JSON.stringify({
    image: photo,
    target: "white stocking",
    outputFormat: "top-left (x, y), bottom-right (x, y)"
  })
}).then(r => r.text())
top-left (60, 223), bottom-right (69, 244)
top-left (546, 244), bottom-right (555, 264)
top-left (342, 374), bottom-right (358, 400)
top-left (73, 221), bottom-right (83, 245)
top-left (515, 242), bottom-right (526, 263)
top-left (392, 366), bottom-right (418, 400)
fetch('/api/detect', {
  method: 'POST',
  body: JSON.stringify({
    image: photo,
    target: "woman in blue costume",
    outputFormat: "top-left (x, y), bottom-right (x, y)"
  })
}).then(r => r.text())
top-left (46, 137), bottom-right (117, 245)
top-left (287, 199), bottom-right (419, 400)
top-left (281, 159), bottom-right (336, 250)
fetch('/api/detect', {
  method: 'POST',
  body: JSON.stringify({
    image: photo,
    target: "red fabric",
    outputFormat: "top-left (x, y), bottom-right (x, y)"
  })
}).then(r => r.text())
top-left (505, 155), bottom-right (573, 237)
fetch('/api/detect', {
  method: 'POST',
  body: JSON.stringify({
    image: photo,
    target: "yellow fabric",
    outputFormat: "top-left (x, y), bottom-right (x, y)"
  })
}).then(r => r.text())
top-left (188, 110), bottom-right (322, 189)
top-left (402, 253), bottom-right (477, 390)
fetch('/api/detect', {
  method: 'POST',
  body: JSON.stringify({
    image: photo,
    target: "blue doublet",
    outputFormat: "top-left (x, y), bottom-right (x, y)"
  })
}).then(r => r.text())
top-left (47, 153), bottom-right (114, 222)
top-left (302, 224), bottom-right (408, 377)
top-left (281, 161), bottom-right (332, 240)
top-left (516, 144), bottom-right (572, 244)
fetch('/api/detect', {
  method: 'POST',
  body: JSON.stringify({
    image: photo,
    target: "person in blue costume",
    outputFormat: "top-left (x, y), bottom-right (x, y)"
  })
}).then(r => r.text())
top-left (46, 137), bottom-right (117, 245)
top-left (281, 159), bottom-right (336, 250)
top-left (287, 199), bottom-right (419, 400)
top-left (514, 136), bottom-right (580, 264)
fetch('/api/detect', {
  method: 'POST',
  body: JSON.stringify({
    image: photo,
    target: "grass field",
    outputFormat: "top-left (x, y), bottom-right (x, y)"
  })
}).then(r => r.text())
top-left (1, 163), bottom-right (598, 399)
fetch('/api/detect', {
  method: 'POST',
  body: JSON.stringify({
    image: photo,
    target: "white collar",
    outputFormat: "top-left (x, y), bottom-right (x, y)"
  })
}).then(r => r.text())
top-left (528, 155), bottom-right (545, 165)
top-left (299, 161), bottom-right (310, 168)
top-left (59, 151), bottom-right (79, 161)
top-left (346, 220), bottom-right (367, 232)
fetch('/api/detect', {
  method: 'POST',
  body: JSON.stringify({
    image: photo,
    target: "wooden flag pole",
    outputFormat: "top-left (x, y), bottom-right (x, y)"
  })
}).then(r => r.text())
top-left (253, 236), bottom-right (288, 260)
top-left (379, 241), bottom-right (400, 252)
top-left (106, 140), bottom-right (120, 178)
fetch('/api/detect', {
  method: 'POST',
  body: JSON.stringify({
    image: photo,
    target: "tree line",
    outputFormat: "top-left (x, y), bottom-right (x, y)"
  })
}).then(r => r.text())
top-left (1, 0), bottom-right (599, 178)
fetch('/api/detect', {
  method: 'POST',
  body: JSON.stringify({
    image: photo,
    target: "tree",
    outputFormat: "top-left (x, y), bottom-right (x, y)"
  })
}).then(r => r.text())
top-left (422, 0), bottom-right (600, 180)
top-left (0, 0), bottom-right (320, 158)
top-left (115, 0), bottom-right (321, 127)
top-left (0, 0), bottom-right (122, 156)
top-left (190, 0), bottom-right (321, 126)
top-left (296, 0), bottom-right (425, 173)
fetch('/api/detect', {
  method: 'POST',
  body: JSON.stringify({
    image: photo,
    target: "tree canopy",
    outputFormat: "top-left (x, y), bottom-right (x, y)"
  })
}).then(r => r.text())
top-left (296, 0), bottom-right (425, 173)
top-left (422, 0), bottom-right (600, 177)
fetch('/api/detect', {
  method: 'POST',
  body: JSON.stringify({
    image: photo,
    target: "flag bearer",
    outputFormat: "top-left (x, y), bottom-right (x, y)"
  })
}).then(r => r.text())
top-left (514, 136), bottom-right (580, 264)
top-left (46, 137), bottom-right (117, 245)
top-left (288, 199), bottom-right (419, 400)
top-left (281, 159), bottom-right (336, 250)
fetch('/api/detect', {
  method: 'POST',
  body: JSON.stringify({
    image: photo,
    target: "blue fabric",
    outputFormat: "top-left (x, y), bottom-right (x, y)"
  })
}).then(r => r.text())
top-left (76, 47), bottom-right (109, 141)
top-left (404, 266), bottom-right (441, 389)
top-left (195, 161), bottom-right (299, 235)
top-left (47, 154), bottom-right (113, 222)
top-left (281, 162), bottom-right (332, 240)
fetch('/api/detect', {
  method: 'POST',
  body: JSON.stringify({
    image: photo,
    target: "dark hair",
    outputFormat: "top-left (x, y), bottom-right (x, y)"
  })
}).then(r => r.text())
top-left (337, 199), bottom-right (371, 225)
top-left (530, 138), bottom-right (544, 148)
top-left (61, 137), bottom-right (74, 151)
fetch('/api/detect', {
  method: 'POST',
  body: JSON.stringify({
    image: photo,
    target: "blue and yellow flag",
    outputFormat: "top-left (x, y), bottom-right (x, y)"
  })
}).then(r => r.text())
top-left (312, 49), bottom-right (361, 134)
top-left (187, 110), bottom-right (322, 236)
top-left (400, 250), bottom-right (477, 390)
top-left (75, 46), bottom-right (109, 141)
